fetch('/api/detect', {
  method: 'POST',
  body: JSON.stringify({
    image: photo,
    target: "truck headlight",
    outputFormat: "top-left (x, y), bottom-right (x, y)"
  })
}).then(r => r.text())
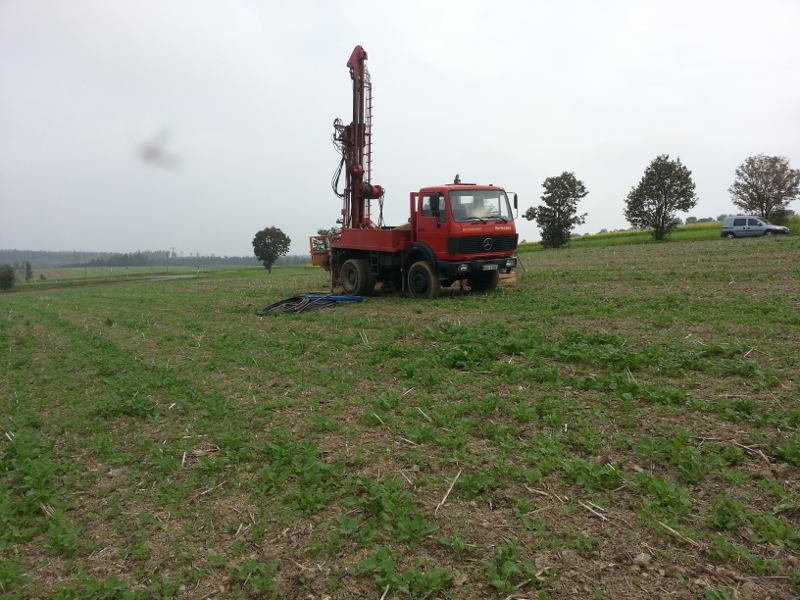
top-left (506, 258), bottom-right (517, 268)
top-left (458, 264), bottom-right (469, 272)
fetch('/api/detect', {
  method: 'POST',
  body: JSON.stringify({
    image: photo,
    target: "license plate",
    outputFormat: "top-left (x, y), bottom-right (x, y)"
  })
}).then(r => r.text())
top-left (482, 264), bottom-right (498, 271)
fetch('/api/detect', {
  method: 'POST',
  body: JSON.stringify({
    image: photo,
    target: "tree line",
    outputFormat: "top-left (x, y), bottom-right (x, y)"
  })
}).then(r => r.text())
top-left (0, 247), bottom-right (311, 291)
top-left (1, 249), bottom-right (310, 269)
top-left (0, 249), bottom-right (252, 268)
top-left (59, 252), bottom-right (264, 268)
top-left (525, 154), bottom-right (800, 248)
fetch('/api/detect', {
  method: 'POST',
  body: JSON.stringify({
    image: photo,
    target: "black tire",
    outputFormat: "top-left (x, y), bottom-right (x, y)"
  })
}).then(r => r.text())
top-left (340, 259), bottom-right (375, 296)
top-left (725, 232), bottom-right (735, 239)
top-left (468, 270), bottom-right (499, 292)
top-left (765, 230), bottom-right (774, 236)
top-left (407, 261), bottom-right (441, 299)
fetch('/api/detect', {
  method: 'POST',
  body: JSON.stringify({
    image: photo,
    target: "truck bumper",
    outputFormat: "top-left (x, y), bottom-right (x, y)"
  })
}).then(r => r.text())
top-left (439, 256), bottom-right (517, 277)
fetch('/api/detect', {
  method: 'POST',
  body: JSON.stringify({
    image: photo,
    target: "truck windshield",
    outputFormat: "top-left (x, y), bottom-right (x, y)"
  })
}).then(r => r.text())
top-left (449, 190), bottom-right (513, 223)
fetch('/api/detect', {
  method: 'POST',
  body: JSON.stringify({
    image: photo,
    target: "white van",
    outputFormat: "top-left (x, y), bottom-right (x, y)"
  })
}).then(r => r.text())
top-left (721, 216), bottom-right (789, 238)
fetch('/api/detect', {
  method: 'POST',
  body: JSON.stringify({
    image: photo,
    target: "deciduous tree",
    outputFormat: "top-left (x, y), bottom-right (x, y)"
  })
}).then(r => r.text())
top-left (523, 172), bottom-right (588, 248)
top-left (624, 155), bottom-right (697, 241)
top-left (0, 265), bottom-right (15, 291)
top-left (728, 155), bottom-right (800, 223)
top-left (252, 227), bottom-right (291, 273)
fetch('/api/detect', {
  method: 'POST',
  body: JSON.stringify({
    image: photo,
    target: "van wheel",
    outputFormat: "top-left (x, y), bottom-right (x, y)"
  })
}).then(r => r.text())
top-left (725, 232), bottom-right (735, 239)
top-left (765, 230), bottom-right (774, 236)
top-left (407, 261), bottom-right (441, 299)
top-left (340, 259), bottom-right (375, 296)
top-left (468, 270), bottom-right (499, 292)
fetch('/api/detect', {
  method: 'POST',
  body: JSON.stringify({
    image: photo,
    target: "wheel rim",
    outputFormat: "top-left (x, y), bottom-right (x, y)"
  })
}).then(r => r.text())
top-left (342, 265), bottom-right (357, 291)
top-left (411, 271), bottom-right (428, 295)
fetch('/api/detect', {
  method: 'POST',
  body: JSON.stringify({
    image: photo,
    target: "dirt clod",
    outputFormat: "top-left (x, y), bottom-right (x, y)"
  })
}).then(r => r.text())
top-left (633, 552), bottom-right (651, 569)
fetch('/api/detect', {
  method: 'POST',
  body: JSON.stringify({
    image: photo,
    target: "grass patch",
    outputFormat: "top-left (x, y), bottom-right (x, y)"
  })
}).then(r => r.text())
top-left (518, 217), bottom-right (799, 251)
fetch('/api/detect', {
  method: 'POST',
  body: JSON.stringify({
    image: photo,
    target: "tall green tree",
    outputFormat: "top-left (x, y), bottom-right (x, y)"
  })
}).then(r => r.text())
top-left (624, 155), bottom-right (697, 241)
top-left (523, 172), bottom-right (588, 248)
top-left (0, 265), bottom-right (15, 291)
top-left (252, 227), bottom-right (291, 273)
top-left (728, 155), bottom-right (800, 223)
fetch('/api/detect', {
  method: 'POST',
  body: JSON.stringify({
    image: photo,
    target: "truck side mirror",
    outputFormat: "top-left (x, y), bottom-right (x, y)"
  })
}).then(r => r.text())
top-left (431, 194), bottom-right (441, 211)
top-left (431, 194), bottom-right (446, 223)
top-left (513, 193), bottom-right (518, 209)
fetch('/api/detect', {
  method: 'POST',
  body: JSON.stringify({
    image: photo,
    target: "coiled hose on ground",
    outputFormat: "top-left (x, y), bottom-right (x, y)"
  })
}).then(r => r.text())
top-left (256, 295), bottom-right (361, 315)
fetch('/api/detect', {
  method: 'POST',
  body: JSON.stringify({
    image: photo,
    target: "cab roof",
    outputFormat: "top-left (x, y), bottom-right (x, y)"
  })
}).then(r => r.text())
top-left (418, 184), bottom-right (504, 193)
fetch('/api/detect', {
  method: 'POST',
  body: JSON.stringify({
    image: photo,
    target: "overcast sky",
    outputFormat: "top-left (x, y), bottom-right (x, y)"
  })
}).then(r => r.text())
top-left (1, 0), bottom-right (799, 256)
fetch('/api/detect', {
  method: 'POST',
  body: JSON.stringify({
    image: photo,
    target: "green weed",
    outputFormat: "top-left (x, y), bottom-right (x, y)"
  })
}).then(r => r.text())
top-left (708, 494), bottom-right (749, 531)
top-left (437, 531), bottom-right (476, 557)
top-left (395, 513), bottom-right (439, 544)
top-left (43, 518), bottom-right (82, 556)
top-left (229, 560), bottom-right (278, 595)
top-left (53, 573), bottom-right (140, 600)
top-left (571, 530), bottom-right (600, 556)
top-left (457, 472), bottom-right (500, 499)
top-left (702, 590), bottom-right (739, 600)
top-left (354, 547), bottom-right (453, 597)
top-left (561, 458), bottom-right (623, 492)
top-left (772, 438), bottom-right (800, 467)
top-left (483, 539), bottom-right (553, 592)
top-left (707, 536), bottom-right (778, 575)
top-left (0, 561), bottom-right (28, 599)
top-left (635, 472), bottom-right (693, 521)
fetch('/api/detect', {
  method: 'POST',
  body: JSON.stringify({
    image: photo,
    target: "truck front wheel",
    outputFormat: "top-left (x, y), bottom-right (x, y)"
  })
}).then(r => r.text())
top-left (407, 261), bottom-right (441, 299)
top-left (340, 259), bottom-right (375, 296)
top-left (468, 270), bottom-right (499, 292)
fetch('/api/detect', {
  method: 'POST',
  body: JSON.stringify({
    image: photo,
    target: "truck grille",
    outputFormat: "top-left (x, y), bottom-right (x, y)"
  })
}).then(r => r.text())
top-left (448, 235), bottom-right (516, 255)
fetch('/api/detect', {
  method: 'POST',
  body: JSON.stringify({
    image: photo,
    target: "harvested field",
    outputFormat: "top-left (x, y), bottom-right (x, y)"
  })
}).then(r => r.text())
top-left (1, 235), bottom-right (799, 599)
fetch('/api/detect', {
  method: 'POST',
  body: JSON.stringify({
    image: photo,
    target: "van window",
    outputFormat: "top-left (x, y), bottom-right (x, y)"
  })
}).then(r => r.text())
top-left (733, 218), bottom-right (746, 226)
top-left (747, 218), bottom-right (761, 226)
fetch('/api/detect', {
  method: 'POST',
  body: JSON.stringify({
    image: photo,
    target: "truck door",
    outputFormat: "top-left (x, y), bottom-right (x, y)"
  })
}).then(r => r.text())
top-left (417, 192), bottom-right (449, 257)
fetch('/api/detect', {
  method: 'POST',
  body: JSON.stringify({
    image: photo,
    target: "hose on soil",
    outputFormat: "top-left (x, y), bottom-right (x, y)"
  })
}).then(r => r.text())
top-left (256, 294), bottom-right (361, 315)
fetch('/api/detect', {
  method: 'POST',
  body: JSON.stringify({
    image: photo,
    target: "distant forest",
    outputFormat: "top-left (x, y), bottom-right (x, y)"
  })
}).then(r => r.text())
top-left (0, 249), bottom-right (311, 269)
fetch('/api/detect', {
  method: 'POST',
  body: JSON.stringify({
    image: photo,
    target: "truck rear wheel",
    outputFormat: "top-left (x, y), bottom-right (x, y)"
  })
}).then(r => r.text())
top-left (407, 261), bottom-right (441, 299)
top-left (468, 270), bottom-right (499, 292)
top-left (340, 259), bottom-right (375, 296)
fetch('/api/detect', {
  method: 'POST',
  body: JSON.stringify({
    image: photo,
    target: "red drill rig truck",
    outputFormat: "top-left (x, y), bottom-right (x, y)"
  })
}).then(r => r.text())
top-left (310, 45), bottom-right (518, 299)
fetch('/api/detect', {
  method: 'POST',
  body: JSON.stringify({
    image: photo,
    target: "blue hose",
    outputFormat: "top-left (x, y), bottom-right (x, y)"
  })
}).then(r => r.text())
top-left (304, 295), bottom-right (362, 302)
top-left (257, 294), bottom-right (362, 314)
